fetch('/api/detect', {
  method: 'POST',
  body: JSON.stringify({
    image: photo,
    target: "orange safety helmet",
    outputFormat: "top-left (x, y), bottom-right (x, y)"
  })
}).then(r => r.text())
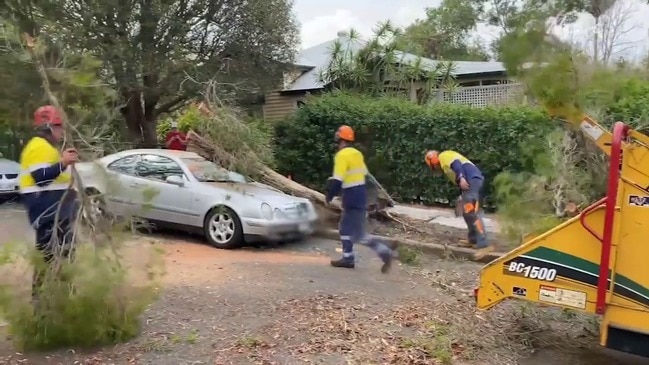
top-left (34, 105), bottom-right (63, 127)
top-left (425, 150), bottom-right (440, 167)
top-left (335, 125), bottom-right (355, 142)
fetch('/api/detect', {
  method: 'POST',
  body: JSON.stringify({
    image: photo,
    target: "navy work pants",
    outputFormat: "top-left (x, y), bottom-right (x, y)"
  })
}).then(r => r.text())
top-left (32, 216), bottom-right (76, 299)
top-left (338, 207), bottom-right (391, 260)
top-left (461, 177), bottom-right (489, 248)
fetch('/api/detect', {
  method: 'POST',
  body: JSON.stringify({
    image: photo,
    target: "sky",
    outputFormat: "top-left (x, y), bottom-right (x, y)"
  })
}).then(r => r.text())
top-left (293, 0), bottom-right (649, 61)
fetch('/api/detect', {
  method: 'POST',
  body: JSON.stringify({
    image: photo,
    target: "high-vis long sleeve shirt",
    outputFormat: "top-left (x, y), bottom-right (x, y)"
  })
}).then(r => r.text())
top-left (438, 150), bottom-right (483, 185)
top-left (19, 136), bottom-right (76, 226)
top-left (325, 146), bottom-right (368, 210)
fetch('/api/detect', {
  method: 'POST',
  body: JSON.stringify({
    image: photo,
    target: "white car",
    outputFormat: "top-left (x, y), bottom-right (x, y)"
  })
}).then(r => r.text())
top-left (0, 157), bottom-right (20, 201)
top-left (75, 149), bottom-right (319, 249)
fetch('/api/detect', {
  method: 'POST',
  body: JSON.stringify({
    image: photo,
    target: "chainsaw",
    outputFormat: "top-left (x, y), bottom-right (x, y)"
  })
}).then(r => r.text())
top-left (454, 195), bottom-right (463, 217)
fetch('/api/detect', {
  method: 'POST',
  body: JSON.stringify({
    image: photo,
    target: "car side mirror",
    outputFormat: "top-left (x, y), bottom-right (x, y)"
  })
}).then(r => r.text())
top-left (165, 175), bottom-right (185, 186)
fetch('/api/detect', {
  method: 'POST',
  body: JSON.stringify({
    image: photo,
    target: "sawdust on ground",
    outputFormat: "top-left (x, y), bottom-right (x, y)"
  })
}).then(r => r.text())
top-left (0, 203), bottom-right (625, 365)
top-left (0, 235), bottom-right (615, 365)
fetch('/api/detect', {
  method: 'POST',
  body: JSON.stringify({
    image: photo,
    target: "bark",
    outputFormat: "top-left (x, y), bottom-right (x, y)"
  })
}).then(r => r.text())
top-left (184, 131), bottom-right (399, 222)
top-left (119, 88), bottom-right (160, 147)
top-left (120, 89), bottom-right (144, 144)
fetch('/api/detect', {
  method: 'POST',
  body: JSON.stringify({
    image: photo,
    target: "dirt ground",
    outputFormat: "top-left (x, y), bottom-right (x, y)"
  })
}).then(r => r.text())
top-left (374, 220), bottom-right (469, 246)
top-left (0, 203), bottom-right (647, 365)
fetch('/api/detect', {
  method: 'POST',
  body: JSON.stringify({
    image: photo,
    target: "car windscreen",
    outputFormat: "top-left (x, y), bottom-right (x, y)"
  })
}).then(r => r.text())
top-left (182, 158), bottom-right (247, 183)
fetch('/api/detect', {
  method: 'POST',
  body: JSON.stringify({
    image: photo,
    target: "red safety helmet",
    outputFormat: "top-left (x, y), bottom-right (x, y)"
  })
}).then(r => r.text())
top-left (425, 150), bottom-right (440, 168)
top-left (34, 105), bottom-right (63, 127)
top-left (335, 125), bottom-right (355, 142)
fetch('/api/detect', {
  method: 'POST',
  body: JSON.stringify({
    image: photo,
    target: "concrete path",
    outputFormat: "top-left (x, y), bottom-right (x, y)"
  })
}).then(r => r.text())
top-left (387, 204), bottom-right (501, 233)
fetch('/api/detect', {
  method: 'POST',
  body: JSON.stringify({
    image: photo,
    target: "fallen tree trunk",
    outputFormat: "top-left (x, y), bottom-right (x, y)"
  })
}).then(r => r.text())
top-left (185, 130), bottom-right (394, 215)
top-left (185, 129), bottom-right (437, 238)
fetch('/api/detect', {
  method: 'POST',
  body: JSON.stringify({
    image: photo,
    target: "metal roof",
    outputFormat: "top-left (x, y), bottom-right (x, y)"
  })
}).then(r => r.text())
top-left (285, 35), bottom-right (507, 92)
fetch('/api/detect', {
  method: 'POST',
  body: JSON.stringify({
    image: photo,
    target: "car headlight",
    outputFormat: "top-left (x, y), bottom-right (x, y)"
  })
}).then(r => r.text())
top-left (260, 203), bottom-right (273, 220)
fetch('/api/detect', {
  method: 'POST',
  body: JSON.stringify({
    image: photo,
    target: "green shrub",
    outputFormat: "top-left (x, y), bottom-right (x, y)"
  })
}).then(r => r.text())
top-left (274, 92), bottom-right (555, 208)
top-left (157, 107), bottom-right (197, 138)
top-left (606, 78), bottom-right (649, 130)
top-left (0, 240), bottom-right (164, 351)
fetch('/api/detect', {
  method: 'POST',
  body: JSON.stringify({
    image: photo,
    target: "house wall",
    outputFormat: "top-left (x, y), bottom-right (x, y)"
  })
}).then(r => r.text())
top-left (262, 75), bottom-right (515, 121)
top-left (262, 91), bottom-right (306, 122)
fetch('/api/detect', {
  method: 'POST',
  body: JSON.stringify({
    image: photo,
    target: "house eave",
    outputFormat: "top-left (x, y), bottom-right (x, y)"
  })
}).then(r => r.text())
top-left (279, 88), bottom-right (324, 96)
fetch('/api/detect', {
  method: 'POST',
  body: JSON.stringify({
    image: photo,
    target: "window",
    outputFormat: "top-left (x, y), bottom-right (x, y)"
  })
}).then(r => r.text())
top-left (181, 157), bottom-right (247, 183)
top-left (107, 155), bottom-right (141, 175)
top-left (136, 154), bottom-right (185, 182)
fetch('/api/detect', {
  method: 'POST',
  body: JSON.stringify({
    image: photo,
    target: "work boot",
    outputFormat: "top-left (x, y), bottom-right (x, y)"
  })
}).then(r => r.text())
top-left (458, 239), bottom-right (475, 248)
top-left (379, 251), bottom-right (392, 274)
top-left (330, 257), bottom-right (355, 269)
top-left (473, 245), bottom-right (495, 261)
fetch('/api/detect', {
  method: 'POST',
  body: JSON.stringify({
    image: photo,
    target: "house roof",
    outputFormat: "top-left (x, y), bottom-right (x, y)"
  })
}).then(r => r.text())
top-left (285, 33), bottom-right (507, 92)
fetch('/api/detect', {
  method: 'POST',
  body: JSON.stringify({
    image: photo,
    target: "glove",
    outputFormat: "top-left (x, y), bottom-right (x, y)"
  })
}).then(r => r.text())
top-left (325, 176), bottom-right (335, 204)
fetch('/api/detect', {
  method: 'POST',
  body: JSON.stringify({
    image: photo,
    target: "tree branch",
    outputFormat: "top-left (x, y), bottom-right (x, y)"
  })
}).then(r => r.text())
top-left (155, 95), bottom-right (190, 116)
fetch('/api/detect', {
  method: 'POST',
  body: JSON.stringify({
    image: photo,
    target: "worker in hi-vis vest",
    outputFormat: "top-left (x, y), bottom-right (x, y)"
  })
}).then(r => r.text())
top-left (425, 150), bottom-right (493, 260)
top-left (19, 105), bottom-right (79, 299)
top-left (325, 125), bottom-right (396, 273)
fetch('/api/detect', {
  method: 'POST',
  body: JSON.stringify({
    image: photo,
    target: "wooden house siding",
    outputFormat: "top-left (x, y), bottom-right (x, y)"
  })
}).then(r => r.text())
top-left (262, 91), bottom-right (305, 122)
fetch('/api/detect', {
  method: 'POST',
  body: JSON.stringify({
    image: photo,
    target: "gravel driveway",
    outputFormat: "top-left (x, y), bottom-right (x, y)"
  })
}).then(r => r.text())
top-left (0, 202), bottom-right (647, 365)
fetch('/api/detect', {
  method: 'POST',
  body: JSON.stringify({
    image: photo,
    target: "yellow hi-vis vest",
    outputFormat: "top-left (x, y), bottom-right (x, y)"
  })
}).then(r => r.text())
top-left (438, 150), bottom-right (472, 183)
top-left (19, 137), bottom-right (71, 194)
top-left (332, 147), bottom-right (368, 188)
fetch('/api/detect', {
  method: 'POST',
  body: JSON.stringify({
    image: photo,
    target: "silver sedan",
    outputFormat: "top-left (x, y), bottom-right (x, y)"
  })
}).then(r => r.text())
top-left (75, 149), bottom-right (319, 249)
top-left (0, 157), bottom-right (20, 201)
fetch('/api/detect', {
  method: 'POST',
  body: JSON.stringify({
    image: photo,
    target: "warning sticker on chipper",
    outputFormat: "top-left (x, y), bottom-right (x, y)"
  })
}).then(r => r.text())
top-left (580, 120), bottom-right (604, 141)
top-left (539, 285), bottom-right (587, 310)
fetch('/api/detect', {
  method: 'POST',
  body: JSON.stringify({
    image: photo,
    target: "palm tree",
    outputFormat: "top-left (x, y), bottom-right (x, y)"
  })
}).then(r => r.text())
top-left (316, 21), bottom-right (456, 104)
top-left (585, 0), bottom-right (617, 62)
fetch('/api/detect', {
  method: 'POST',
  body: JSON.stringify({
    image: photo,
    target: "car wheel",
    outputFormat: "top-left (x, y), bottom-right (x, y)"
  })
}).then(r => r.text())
top-left (203, 206), bottom-right (243, 249)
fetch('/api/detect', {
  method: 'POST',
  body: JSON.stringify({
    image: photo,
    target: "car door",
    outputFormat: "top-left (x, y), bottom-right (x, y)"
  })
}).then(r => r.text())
top-left (104, 154), bottom-right (144, 216)
top-left (133, 154), bottom-right (195, 226)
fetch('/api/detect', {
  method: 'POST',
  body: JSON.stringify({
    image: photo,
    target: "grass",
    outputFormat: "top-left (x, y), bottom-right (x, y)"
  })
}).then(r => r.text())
top-left (139, 329), bottom-right (201, 353)
top-left (236, 335), bottom-right (267, 349)
top-left (400, 322), bottom-right (455, 364)
top-left (397, 245), bottom-right (422, 266)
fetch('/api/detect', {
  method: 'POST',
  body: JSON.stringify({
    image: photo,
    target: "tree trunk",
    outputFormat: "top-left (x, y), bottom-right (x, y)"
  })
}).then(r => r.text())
top-left (119, 88), bottom-right (160, 147)
top-left (140, 118), bottom-right (158, 148)
top-left (185, 131), bottom-right (397, 216)
top-left (120, 89), bottom-right (144, 144)
top-left (594, 16), bottom-right (600, 63)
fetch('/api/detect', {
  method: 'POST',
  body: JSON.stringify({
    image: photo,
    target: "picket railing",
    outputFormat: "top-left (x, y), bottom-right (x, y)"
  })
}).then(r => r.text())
top-left (433, 83), bottom-right (527, 108)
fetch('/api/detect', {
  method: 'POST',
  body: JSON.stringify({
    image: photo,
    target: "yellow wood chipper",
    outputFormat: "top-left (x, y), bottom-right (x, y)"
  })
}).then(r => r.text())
top-left (475, 113), bottom-right (649, 358)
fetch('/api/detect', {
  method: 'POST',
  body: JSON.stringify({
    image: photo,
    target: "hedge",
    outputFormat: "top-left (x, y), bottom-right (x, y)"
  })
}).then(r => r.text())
top-left (273, 93), bottom-right (555, 208)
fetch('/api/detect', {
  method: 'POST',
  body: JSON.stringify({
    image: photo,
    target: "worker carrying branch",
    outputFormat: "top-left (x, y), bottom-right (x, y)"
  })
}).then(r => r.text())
top-left (19, 105), bottom-right (79, 299)
top-left (425, 150), bottom-right (494, 260)
top-left (325, 125), bottom-right (395, 273)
